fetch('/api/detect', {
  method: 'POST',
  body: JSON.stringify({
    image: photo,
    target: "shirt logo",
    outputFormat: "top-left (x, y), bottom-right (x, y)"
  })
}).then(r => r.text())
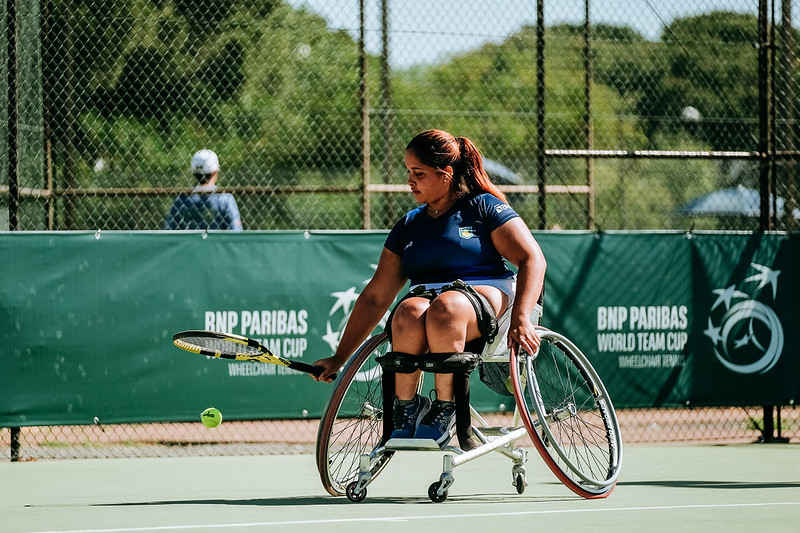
top-left (495, 203), bottom-right (510, 213)
top-left (459, 227), bottom-right (474, 239)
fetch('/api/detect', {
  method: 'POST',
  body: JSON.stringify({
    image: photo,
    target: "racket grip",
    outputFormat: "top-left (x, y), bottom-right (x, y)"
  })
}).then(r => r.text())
top-left (291, 360), bottom-right (337, 381)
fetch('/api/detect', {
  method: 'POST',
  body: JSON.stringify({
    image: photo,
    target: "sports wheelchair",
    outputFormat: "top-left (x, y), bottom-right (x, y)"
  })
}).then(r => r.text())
top-left (315, 304), bottom-right (623, 503)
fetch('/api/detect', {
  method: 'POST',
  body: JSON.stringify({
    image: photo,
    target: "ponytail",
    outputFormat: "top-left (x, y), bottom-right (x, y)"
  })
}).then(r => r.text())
top-left (457, 137), bottom-right (508, 204)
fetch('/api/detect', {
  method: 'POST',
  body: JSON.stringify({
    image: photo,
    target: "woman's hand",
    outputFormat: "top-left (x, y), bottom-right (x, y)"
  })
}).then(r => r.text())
top-left (310, 355), bottom-right (345, 383)
top-left (508, 315), bottom-right (541, 356)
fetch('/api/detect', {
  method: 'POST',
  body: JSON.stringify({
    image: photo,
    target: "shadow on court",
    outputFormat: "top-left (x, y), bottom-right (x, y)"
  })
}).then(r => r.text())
top-left (89, 491), bottom-right (578, 508)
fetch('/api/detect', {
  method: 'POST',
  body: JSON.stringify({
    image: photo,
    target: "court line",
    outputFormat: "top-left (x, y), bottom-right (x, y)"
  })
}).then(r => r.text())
top-left (30, 501), bottom-right (800, 533)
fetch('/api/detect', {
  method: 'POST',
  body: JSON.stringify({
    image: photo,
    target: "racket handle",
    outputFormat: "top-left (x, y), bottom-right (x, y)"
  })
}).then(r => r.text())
top-left (290, 360), bottom-right (337, 381)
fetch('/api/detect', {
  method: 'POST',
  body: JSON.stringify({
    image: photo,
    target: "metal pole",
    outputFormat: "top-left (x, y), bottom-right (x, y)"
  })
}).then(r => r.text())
top-left (758, 0), bottom-right (773, 233)
top-left (757, 0), bottom-right (775, 442)
top-left (536, 0), bottom-right (546, 230)
top-left (63, 0), bottom-right (76, 229)
top-left (6, 0), bottom-right (19, 230)
top-left (379, 0), bottom-right (393, 228)
top-left (780, 0), bottom-right (796, 231)
top-left (10, 426), bottom-right (20, 461)
top-left (41, 0), bottom-right (54, 229)
top-left (359, 0), bottom-right (370, 229)
top-left (583, 0), bottom-right (595, 230)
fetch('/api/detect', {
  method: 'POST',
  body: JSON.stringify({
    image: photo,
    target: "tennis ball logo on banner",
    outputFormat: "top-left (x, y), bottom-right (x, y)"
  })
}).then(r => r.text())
top-left (703, 262), bottom-right (783, 375)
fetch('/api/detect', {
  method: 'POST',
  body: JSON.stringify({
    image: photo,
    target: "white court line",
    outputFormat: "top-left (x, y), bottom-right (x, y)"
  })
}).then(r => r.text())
top-left (29, 501), bottom-right (800, 533)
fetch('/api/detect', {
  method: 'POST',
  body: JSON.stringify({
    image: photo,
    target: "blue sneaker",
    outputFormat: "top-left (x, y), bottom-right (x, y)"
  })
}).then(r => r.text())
top-left (390, 395), bottom-right (431, 439)
top-left (414, 398), bottom-right (456, 447)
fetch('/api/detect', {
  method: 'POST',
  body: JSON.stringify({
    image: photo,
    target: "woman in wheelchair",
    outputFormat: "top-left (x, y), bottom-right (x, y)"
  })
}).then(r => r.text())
top-left (313, 129), bottom-right (546, 449)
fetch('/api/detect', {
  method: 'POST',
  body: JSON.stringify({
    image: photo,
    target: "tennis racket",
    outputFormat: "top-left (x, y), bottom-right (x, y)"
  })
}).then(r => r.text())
top-left (173, 330), bottom-right (333, 379)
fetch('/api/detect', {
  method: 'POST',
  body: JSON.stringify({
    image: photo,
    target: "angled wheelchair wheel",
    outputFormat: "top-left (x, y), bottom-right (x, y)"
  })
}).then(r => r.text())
top-left (511, 327), bottom-right (623, 499)
top-left (316, 333), bottom-right (393, 496)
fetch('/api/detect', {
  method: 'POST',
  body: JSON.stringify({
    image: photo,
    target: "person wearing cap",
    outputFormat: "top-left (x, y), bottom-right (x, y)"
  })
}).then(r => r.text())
top-left (164, 149), bottom-right (243, 231)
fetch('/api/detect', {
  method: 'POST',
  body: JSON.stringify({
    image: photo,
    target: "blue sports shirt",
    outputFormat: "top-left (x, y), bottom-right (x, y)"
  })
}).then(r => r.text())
top-left (384, 193), bottom-right (519, 285)
top-left (164, 185), bottom-right (243, 231)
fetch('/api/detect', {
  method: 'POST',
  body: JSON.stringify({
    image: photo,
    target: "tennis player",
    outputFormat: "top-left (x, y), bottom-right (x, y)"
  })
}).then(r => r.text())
top-left (164, 149), bottom-right (243, 231)
top-left (313, 129), bottom-right (546, 448)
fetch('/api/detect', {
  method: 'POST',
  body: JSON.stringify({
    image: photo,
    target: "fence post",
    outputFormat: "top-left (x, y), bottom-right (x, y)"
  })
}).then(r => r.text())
top-left (5, 0), bottom-right (19, 230)
top-left (535, 0), bottom-right (546, 230)
top-left (10, 427), bottom-right (20, 461)
top-left (757, 1), bottom-right (777, 444)
top-left (359, 0), bottom-right (370, 229)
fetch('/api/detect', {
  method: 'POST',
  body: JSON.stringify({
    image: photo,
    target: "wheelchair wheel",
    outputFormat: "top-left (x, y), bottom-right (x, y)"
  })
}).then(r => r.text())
top-left (511, 327), bottom-right (623, 499)
top-left (316, 332), bottom-right (393, 496)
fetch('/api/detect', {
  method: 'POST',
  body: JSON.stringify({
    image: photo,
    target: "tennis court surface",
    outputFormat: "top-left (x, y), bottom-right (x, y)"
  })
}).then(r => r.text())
top-left (3, 443), bottom-right (799, 533)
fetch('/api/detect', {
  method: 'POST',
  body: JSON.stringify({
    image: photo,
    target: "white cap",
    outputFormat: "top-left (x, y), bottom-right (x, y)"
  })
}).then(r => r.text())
top-left (190, 149), bottom-right (220, 174)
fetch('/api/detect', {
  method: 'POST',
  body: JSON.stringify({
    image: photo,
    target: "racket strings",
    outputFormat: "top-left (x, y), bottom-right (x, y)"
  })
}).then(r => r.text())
top-left (181, 335), bottom-right (262, 356)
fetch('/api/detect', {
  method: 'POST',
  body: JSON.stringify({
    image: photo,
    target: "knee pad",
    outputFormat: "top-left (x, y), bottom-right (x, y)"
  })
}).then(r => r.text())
top-left (377, 351), bottom-right (481, 374)
top-left (376, 351), bottom-right (420, 373)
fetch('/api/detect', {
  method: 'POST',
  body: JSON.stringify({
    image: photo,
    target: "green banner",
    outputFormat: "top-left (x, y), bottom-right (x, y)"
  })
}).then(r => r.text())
top-left (535, 232), bottom-right (695, 408)
top-left (687, 233), bottom-right (798, 406)
top-left (1, 231), bottom-right (798, 427)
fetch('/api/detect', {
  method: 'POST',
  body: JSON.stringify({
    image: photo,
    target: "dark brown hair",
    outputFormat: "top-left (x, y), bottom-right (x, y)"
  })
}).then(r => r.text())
top-left (406, 129), bottom-right (508, 203)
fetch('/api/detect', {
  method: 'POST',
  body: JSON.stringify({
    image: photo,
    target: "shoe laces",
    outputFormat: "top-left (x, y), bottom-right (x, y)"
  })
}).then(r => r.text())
top-left (421, 398), bottom-right (455, 426)
top-left (393, 397), bottom-right (419, 429)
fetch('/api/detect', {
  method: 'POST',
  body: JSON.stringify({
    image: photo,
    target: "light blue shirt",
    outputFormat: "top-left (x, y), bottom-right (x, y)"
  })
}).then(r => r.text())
top-left (165, 184), bottom-right (243, 231)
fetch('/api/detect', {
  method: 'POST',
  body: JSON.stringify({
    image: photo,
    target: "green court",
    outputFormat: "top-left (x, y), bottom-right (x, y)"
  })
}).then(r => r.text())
top-left (4, 443), bottom-right (799, 533)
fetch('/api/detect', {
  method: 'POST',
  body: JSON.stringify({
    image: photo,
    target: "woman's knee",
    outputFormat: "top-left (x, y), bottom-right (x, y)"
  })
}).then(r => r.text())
top-left (390, 298), bottom-right (429, 337)
top-left (426, 292), bottom-right (474, 328)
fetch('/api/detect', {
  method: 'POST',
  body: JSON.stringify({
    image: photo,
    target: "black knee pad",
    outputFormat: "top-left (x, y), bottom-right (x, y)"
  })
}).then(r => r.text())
top-left (419, 352), bottom-right (481, 374)
top-left (376, 351), bottom-right (420, 373)
top-left (376, 351), bottom-right (481, 374)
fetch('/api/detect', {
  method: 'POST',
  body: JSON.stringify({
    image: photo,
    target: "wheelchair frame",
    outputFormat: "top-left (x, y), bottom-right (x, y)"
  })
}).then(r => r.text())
top-left (315, 325), bottom-right (623, 503)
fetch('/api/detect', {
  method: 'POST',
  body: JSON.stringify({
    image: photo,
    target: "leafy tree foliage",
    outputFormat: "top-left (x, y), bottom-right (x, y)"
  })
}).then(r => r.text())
top-left (39, 3), bottom-right (793, 230)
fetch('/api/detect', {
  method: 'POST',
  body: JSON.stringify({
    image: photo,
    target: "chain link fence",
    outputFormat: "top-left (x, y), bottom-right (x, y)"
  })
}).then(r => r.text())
top-left (2, 0), bottom-right (799, 459)
top-left (2, 0), bottom-right (798, 232)
top-left (3, 406), bottom-right (799, 461)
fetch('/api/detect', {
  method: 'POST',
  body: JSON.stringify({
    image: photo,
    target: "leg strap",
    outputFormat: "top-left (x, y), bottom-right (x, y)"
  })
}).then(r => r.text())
top-left (440, 280), bottom-right (499, 345)
top-left (379, 353), bottom-right (477, 450)
top-left (376, 351), bottom-right (481, 374)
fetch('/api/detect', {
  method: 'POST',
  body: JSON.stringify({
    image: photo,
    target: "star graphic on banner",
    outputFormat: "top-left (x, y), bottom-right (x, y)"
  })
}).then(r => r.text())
top-left (710, 285), bottom-right (749, 311)
top-left (322, 321), bottom-right (341, 352)
top-left (703, 317), bottom-right (724, 346)
top-left (744, 263), bottom-right (780, 299)
top-left (329, 286), bottom-right (359, 316)
top-left (733, 333), bottom-right (753, 349)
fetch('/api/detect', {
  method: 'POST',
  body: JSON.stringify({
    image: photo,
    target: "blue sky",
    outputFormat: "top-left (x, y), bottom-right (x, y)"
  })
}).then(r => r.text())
top-left (289, 0), bottom-right (759, 67)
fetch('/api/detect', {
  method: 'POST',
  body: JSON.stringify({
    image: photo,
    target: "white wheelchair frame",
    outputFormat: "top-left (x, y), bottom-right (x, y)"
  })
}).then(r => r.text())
top-left (315, 306), bottom-right (623, 503)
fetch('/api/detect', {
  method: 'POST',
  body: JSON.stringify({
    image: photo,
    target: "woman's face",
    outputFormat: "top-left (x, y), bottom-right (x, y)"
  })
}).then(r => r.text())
top-left (405, 150), bottom-right (452, 205)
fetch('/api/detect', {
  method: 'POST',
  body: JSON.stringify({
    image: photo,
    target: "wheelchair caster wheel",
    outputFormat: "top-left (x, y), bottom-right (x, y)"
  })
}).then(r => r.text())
top-left (514, 473), bottom-right (526, 494)
top-left (346, 481), bottom-right (367, 502)
top-left (428, 482), bottom-right (448, 503)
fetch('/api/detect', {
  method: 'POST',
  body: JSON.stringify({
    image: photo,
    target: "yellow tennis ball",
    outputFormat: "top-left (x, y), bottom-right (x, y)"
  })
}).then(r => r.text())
top-left (201, 407), bottom-right (222, 428)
